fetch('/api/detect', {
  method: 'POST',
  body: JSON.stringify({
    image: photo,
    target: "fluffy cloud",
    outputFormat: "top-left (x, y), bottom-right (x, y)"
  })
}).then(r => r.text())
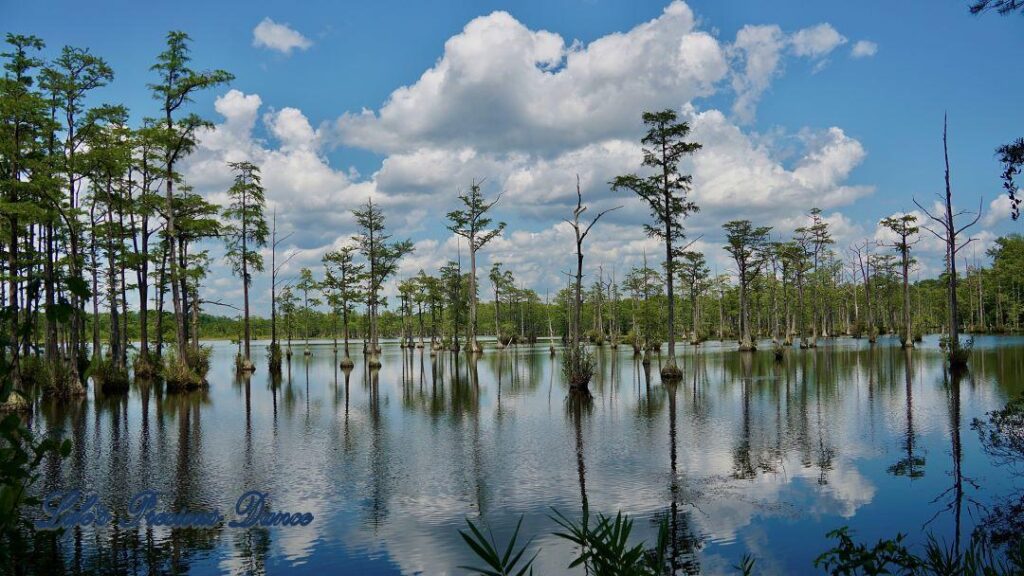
top-left (728, 23), bottom-right (846, 123)
top-left (252, 17), bottom-right (313, 54)
top-left (184, 3), bottom-right (901, 312)
top-left (336, 2), bottom-right (727, 154)
top-left (850, 40), bottom-right (878, 58)
top-left (790, 23), bottom-right (847, 58)
top-left (982, 194), bottom-right (1013, 228)
top-left (687, 108), bottom-right (871, 221)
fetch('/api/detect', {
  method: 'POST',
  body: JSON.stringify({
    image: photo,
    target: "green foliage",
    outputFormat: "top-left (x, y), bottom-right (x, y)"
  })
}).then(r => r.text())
top-left (222, 161), bottom-right (269, 285)
top-left (815, 526), bottom-right (1024, 576)
top-left (133, 352), bottom-right (157, 379)
top-left (161, 346), bottom-right (210, 391)
top-left (949, 336), bottom-right (975, 368)
top-left (459, 516), bottom-right (537, 576)
top-left (815, 527), bottom-right (921, 575)
top-left (18, 356), bottom-right (45, 389)
top-left (446, 180), bottom-right (506, 253)
top-left (268, 341), bottom-right (282, 372)
top-left (734, 554), bottom-right (756, 576)
top-left (994, 139), bottom-right (1024, 220)
top-left (89, 356), bottom-right (129, 394)
top-left (610, 109), bottom-right (700, 256)
top-left (460, 509), bottom-right (672, 576)
top-left (0, 305), bottom-right (70, 562)
top-left (550, 509), bottom-right (668, 576)
top-left (0, 412), bottom-right (71, 557)
top-left (562, 342), bottom-right (594, 389)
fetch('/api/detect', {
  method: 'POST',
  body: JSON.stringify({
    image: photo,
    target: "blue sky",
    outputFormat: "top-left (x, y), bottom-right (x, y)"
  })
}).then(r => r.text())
top-left (5, 0), bottom-right (1022, 313)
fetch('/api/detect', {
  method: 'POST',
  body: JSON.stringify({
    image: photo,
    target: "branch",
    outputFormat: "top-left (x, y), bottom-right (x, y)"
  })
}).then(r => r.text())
top-left (581, 205), bottom-right (622, 241)
top-left (273, 249), bottom-right (300, 278)
top-left (954, 198), bottom-right (983, 238)
top-left (201, 299), bottom-right (242, 312)
top-left (912, 197), bottom-right (949, 231)
top-left (953, 237), bottom-right (977, 255)
top-left (273, 230), bottom-right (294, 249)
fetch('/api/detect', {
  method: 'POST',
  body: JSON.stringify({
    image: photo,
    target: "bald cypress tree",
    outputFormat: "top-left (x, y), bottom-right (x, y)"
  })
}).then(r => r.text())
top-left (149, 30), bottom-right (232, 362)
top-left (353, 198), bottom-right (413, 367)
top-left (446, 180), bottom-right (504, 354)
top-left (723, 220), bottom-right (771, 351)
top-left (880, 214), bottom-right (919, 347)
top-left (612, 109), bottom-right (701, 381)
top-left (222, 161), bottom-right (268, 370)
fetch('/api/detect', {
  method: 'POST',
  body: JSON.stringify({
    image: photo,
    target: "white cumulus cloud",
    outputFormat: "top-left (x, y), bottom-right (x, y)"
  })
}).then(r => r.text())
top-left (252, 17), bottom-right (312, 55)
top-left (850, 40), bottom-right (878, 58)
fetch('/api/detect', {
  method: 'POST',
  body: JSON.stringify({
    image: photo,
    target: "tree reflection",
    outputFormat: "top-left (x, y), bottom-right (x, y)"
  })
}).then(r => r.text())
top-left (888, 349), bottom-right (925, 479)
top-left (971, 387), bottom-right (1024, 546)
top-left (657, 381), bottom-right (703, 574)
top-left (565, 392), bottom-right (592, 514)
top-left (927, 368), bottom-right (981, 551)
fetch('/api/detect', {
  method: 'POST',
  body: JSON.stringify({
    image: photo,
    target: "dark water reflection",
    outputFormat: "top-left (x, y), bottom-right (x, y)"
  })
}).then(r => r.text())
top-left (21, 335), bottom-right (1024, 574)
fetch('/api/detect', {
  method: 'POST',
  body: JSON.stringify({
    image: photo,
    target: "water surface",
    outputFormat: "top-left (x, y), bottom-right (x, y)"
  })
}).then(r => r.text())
top-left (28, 335), bottom-right (1024, 574)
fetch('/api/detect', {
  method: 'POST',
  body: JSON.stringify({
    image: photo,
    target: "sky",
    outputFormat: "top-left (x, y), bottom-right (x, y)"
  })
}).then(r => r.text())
top-left (5, 0), bottom-right (1023, 316)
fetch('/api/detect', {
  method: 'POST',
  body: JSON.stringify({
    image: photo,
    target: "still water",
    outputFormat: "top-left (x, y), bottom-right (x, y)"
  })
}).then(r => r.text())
top-left (26, 335), bottom-right (1024, 574)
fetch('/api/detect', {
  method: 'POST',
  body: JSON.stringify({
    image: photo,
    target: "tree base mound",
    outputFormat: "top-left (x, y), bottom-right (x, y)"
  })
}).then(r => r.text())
top-left (133, 354), bottom-right (158, 379)
top-left (340, 356), bottom-right (354, 368)
top-left (568, 383), bottom-right (592, 399)
top-left (0, 392), bottom-right (30, 412)
top-left (660, 364), bottom-right (683, 381)
top-left (163, 348), bottom-right (211, 392)
top-left (92, 358), bottom-right (130, 395)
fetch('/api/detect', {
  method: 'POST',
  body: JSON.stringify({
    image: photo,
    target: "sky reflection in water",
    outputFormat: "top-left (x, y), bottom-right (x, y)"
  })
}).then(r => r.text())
top-left (30, 335), bottom-right (1024, 574)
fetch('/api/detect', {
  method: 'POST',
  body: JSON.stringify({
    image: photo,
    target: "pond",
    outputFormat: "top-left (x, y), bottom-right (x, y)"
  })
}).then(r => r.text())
top-left (23, 335), bottom-right (1024, 574)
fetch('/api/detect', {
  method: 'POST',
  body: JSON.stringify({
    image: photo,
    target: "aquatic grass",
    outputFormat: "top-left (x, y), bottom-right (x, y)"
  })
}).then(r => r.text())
top-left (949, 336), bottom-right (975, 369)
top-left (268, 342), bottom-right (282, 373)
top-left (561, 342), bottom-right (594, 391)
top-left (458, 516), bottom-right (536, 576)
top-left (89, 356), bottom-right (130, 394)
top-left (734, 554), bottom-right (756, 576)
top-left (460, 509), bottom-right (677, 576)
top-left (132, 351), bottom-right (157, 379)
top-left (550, 508), bottom-right (668, 576)
top-left (162, 346), bottom-right (212, 392)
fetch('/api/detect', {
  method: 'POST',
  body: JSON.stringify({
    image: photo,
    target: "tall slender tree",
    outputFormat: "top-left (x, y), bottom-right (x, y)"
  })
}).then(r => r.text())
top-left (678, 250), bottom-right (708, 344)
top-left (353, 198), bottom-right (413, 367)
top-left (446, 180), bottom-right (504, 354)
top-left (880, 214), bottom-right (920, 347)
top-left (323, 246), bottom-right (364, 367)
top-left (564, 177), bottom-right (620, 394)
top-left (39, 44), bottom-right (113, 391)
top-left (914, 116), bottom-right (981, 368)
top-left (222, 161), bottom-right (268, 370)
top-left (611, 109), bottom-right (701, 381)
top-left (295, 267), bottom-right (320, 356)
top-left (149, 30), bottom-right (232, 363)
top-left (723, 220), bottom-right (771, 351)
